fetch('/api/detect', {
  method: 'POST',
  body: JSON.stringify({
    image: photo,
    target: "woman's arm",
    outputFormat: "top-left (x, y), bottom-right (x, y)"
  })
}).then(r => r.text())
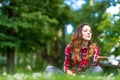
top-left (64, 44), bottom-right (72, 72)
top-left (93, 46), bottom-right (99, 62)
top-left (93, 46), bottom-right (108, 63)
top-left (64, 44), bottom-right (76, 76)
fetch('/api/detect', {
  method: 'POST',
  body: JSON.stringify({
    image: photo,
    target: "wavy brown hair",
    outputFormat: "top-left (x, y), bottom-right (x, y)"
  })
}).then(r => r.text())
top-left (70, 23), bottom-right (95, 64)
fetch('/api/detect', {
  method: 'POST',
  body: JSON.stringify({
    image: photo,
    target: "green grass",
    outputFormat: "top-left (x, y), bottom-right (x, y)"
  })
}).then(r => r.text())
top-left (0, 72), bottom-right (120, 80)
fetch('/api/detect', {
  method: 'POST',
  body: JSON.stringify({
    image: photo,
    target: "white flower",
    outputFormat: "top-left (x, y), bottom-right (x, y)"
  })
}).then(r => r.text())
top-left (32, 72), bottom-right (42, 79)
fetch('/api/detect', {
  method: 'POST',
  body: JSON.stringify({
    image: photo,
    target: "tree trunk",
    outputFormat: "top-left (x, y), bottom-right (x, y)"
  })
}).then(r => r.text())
top-left (6, 28), bottom-right (15, 74)
top-left (7, 47), bottom-right (15, 74)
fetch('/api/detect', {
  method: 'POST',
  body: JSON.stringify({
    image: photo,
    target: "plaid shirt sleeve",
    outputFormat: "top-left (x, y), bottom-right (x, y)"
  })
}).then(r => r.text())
top-left (93, 46), bottom-right (99, 65)
top-left (64, 44), bottom-right (72, 72)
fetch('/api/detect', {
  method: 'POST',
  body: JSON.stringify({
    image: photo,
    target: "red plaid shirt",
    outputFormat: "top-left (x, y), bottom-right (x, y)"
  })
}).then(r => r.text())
top-left (64, 44), bottom-right (99, 72)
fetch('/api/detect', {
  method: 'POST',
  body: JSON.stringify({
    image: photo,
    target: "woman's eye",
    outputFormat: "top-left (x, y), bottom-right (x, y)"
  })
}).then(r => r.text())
top-left (83, 30), bottom-right (87, 32)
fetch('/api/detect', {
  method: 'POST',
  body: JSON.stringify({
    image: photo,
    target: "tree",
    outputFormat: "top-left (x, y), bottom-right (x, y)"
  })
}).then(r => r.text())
top-left (0, 0), bottom-right (75, 73)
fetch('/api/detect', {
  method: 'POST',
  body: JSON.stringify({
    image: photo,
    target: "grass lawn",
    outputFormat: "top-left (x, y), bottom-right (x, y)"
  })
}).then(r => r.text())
top-left (0, 72), bottom-right (120, 80)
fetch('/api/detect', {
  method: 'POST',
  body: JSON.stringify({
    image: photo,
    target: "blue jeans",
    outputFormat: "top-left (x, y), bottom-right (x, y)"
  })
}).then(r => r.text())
top-left (45, 65), bottom-right (64, 74)
top-left (83, 66), bottom-right (103, 75)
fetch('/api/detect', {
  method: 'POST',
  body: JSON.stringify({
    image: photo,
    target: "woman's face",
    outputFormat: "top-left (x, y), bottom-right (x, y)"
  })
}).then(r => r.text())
top-left (81, 25), bottom-right (92, 41)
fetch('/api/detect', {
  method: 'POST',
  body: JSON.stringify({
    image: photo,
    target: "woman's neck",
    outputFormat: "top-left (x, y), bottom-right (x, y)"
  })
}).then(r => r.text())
top-left (82, 40), bottom-right (88, 48)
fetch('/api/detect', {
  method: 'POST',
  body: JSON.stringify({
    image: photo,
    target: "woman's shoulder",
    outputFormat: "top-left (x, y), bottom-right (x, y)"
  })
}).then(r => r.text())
top-left (65, 44), bottom-right (73, 50)
top-left (65, 44), bottom-right (72, 55)
top-left (66, 44), bottom-right (72, 48)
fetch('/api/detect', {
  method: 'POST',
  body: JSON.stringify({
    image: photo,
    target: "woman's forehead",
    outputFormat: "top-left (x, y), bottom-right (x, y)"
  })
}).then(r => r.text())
top-left (82, 25), bottom-right (91, 30)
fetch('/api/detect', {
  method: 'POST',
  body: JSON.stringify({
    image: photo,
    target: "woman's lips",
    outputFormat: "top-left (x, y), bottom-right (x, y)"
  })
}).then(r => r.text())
top-left (87, 36), bottom-right (90, 38)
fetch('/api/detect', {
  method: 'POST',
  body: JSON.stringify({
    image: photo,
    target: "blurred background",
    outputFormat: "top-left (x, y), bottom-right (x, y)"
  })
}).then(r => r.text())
top-left (0, 0), bottom-right (120, 74)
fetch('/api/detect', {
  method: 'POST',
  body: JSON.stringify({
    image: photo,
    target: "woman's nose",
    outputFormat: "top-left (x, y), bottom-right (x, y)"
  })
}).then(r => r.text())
top-left (87, 32), bottom-right (90, 35)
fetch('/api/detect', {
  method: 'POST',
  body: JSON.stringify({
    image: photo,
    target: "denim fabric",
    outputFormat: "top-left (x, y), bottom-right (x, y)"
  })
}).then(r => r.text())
top-left (45, 65), bottom-right (64, 74)
top-left (84, 66), bottom-right (103, 75)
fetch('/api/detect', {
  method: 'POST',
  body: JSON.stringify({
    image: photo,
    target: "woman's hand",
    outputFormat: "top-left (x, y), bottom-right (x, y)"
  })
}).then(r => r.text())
top-left (66, 70), bottom-right (75, 76)
top-left (97, 56), bottom-right (109, 62)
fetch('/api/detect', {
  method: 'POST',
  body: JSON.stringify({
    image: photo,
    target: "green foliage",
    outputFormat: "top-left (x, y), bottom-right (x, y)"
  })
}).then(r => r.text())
top-left (0, 0), bottom-right (71, 51)
top-left (97, 13), bottom-right (120, 55)
top-left (0, 32), bottom-right (21, 48)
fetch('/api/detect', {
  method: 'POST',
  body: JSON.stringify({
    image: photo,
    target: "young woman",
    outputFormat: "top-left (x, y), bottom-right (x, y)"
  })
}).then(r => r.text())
top-left (64, 23), bottom-right (108, 76)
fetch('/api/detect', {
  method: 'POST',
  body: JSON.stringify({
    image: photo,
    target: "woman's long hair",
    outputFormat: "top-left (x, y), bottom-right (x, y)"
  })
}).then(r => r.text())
top-left (70, 23), bottom-right (93, 64)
